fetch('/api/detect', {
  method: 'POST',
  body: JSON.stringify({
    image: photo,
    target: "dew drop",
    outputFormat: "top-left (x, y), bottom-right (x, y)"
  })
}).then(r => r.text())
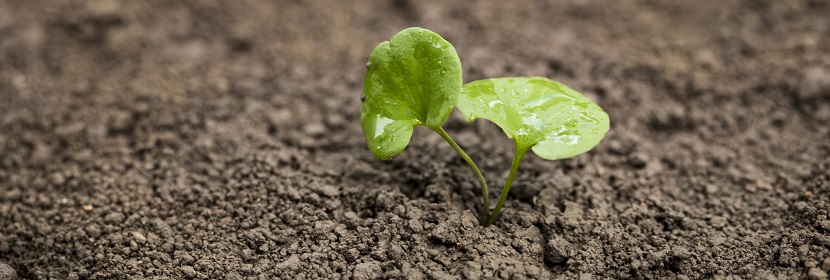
top-left (522, 114), bottom-right (544, 130)
top-left (374, 115), bottom-right (394, 139)
top-left (360, 94), bottom-right (366, 102)
top-left (579, 112), bottom-right (599, 122)
top-left (365, 61), bottom-right (371, 68)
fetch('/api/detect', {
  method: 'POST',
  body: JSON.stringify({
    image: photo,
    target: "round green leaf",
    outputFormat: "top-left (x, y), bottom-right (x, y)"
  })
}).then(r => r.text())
top-left (457, 77), bottom-right (609, 160)
top-left (360, 27), bottom-right (462, 160)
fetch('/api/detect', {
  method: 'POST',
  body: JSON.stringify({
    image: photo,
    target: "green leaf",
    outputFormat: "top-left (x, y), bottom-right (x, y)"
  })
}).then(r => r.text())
top-left (361, 27), bottom-right (462, 160)
top-left (457, 77), bottom-right (609, 160)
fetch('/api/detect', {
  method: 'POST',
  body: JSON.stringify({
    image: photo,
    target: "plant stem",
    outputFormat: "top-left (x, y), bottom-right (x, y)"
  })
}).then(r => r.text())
top-left (485, 143), bottom-right (528, 226)
top-left (434, 126), bottom-right (490, 223)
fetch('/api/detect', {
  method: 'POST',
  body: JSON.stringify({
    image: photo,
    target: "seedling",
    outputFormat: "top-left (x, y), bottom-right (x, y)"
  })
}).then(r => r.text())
top-left (361, 28), bottom-right (609, 226)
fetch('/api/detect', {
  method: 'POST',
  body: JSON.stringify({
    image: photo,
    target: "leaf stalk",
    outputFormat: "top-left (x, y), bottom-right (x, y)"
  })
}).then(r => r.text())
top-left (484, 143), bottom-right (528, 226)
top-left (434, 126), bottom-right (490, 223)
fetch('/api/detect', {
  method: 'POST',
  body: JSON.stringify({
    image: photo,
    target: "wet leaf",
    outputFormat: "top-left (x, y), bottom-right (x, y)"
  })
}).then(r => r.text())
top-left (457, 77), bottom-right (609, 160)
top-left (360, 27), bottom-right (462, 159)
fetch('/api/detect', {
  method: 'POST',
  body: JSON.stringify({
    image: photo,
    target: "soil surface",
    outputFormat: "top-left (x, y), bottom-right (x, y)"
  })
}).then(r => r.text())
top-left (2, 0), bottom-right (830, 279)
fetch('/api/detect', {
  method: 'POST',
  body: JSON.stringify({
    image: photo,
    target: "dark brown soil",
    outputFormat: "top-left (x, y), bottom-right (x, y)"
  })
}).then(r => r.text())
top-left (2, 0), bottom-right (829, 279)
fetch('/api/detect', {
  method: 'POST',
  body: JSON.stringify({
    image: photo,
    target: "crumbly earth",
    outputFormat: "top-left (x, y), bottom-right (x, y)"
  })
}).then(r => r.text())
top-left (1, 0), bottom-right (829, 279)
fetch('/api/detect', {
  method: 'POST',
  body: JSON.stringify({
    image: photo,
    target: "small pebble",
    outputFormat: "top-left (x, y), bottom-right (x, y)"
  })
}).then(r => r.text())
top-left (808, 267), bottom-right (828, 280)
top-left (545, 236), bottom-right (575, 264)
top-left (132, 232), bottom-right (147, 243)
top-left (710, 216), bottom-right (727, 229)
top-left (104, 212), bottom-right (125, 224)
top-left (180, 265), bottom-right (196, 278)
top-left (353, 261), bottom-right (382, 280)
top-left (0, 262), bottom-right (17, 280)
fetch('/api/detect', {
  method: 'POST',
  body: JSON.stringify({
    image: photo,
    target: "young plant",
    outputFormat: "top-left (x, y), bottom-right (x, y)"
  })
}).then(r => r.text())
top-left (360, 27), bottom-right (491, 219)
top-left (361, 28), bottom-right (609, 226)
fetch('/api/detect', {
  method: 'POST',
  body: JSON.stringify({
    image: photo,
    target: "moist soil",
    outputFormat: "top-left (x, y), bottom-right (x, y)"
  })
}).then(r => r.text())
top-left (1, 0), bottom-right (830, 279)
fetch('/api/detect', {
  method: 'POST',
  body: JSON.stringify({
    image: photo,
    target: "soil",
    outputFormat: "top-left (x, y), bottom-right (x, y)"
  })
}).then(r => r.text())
top-left (1, 0), bottom-right (829, 279)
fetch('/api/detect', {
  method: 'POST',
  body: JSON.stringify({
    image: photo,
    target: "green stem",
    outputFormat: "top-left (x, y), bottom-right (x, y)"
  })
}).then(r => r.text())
top-left (434, 126), bottom-right (490, 223)
top-left (485, 143), bottom-right (528, 226)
